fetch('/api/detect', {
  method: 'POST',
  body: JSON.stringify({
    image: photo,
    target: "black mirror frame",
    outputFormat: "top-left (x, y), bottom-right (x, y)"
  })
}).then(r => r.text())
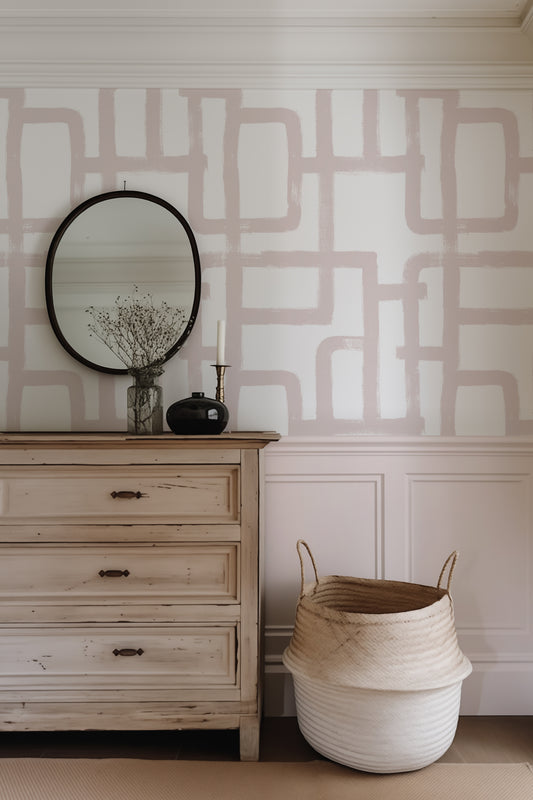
top-left (45, 190), bottom-right (202, 375)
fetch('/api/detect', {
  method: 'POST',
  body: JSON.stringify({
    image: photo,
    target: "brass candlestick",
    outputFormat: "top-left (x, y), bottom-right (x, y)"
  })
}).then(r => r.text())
top-left (213, 364), bottom-right (230, 403)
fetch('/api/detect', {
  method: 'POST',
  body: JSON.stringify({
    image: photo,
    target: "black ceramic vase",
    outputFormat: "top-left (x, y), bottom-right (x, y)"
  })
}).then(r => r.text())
top-left (166, 392), bottom-right (229, 435)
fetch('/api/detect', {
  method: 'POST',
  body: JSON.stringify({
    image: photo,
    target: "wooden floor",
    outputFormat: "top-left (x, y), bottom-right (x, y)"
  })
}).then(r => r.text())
top-left (0, 717), bottom-right (531, 762)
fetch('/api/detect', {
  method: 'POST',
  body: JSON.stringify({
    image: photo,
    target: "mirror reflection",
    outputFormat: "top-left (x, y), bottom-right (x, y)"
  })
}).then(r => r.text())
top-left (45, 191), bottom-right (201, 374)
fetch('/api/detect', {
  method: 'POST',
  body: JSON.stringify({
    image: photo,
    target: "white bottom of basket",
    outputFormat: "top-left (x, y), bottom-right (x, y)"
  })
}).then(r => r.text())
top-left (292, 673), bottom-right (463, 773)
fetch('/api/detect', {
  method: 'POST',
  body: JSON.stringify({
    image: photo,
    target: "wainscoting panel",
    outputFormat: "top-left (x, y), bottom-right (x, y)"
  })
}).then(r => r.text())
top-left (263, 438), bottom-right (533, 716)
top-left (264, 473), bottom-right (383, 626)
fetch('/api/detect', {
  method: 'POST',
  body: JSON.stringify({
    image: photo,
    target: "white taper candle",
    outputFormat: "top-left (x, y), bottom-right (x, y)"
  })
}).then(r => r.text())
top-left (216, 320), bottom-right (226, 365)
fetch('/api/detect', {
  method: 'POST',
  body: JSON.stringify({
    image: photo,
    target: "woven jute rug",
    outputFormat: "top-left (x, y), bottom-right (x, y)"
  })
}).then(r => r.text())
top-left (0, 759), bottom-right (531, 800)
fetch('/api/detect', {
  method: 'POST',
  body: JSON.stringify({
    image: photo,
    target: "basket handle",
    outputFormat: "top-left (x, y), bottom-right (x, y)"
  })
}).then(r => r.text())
top-left (437, 551), bottom-right (459, 592)
top-left (296, 539), bottom-right (319, 596)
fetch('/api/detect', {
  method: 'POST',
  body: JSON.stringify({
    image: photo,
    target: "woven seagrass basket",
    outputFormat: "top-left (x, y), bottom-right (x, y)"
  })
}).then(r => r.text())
top-left (283, 540), bottom-right (472, 773)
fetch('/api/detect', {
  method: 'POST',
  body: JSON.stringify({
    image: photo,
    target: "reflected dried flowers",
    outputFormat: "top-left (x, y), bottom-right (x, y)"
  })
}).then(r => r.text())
top-left (86, 287), bottom-right (186, 372)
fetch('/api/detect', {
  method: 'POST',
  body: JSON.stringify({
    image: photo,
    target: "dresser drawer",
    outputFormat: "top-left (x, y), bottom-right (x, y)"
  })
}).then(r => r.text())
top-left (0, 625), bottom-right (237, 690)
top-left (0, 466), bottom-right (239, 524)
top-left (0, 544), bottom-right (239, 608)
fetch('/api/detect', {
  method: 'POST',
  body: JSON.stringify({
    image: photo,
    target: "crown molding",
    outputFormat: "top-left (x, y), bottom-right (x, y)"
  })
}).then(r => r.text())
top-left (3, 61), bottom-right (533, 90)
top-left (521, 2), bottom-right (533, 38)
top-left (0, 14), bottom-right (522, 28)
top-left (0, 7), bottom-right (524, 22)
top-left (0, 11), bottom-right (533, 88)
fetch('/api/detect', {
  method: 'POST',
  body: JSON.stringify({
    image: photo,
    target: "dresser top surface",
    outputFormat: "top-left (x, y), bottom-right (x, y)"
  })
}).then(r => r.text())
top-left (0, 431), bottom-right (280, 451)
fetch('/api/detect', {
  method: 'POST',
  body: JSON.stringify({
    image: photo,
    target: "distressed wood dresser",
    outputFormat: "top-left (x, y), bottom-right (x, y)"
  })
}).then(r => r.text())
top-left (0, 432), bottom-right (279, 760)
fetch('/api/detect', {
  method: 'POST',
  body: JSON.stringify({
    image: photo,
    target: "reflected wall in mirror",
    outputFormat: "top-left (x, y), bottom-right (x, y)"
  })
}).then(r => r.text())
top-left (45, 190), bottom-right (201, 374)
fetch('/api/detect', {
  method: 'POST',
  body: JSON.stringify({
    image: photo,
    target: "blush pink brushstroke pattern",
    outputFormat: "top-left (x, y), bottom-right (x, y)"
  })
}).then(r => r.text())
top-left (1, 87), bottom-right (532, 435)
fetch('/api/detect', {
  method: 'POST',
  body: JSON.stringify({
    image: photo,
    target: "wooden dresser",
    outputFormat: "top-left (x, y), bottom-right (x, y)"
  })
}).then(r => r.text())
top-left (0, 432), bottom-right (279, 760)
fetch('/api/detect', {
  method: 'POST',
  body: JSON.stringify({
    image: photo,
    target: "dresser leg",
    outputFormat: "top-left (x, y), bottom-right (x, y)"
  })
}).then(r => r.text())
top-left (239, 715), bottom-right (260, 761)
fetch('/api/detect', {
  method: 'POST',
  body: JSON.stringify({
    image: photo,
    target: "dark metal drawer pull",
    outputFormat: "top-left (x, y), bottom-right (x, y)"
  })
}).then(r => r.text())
top-left (99, 569), bottom-right (130, 578)
top-left (113, 648), bottom-right (144, 657)
top-left (110, 490), bottom-right (143, 499)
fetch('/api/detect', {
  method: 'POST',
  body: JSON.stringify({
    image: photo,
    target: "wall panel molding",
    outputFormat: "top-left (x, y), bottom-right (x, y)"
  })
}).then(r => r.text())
top-left (266, 435), bottom-right (533, 457)
top-left (263, 435), bottom-right (533, 715)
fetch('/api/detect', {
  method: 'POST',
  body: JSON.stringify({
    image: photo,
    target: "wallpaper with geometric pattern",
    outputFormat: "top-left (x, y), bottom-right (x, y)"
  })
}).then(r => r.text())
top-left (2, 88), bottom-right (533, 436)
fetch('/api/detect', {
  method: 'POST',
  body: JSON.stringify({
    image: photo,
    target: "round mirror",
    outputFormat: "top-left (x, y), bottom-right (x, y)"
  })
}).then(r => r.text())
top-left (45, 190), bottom-right (201, 374)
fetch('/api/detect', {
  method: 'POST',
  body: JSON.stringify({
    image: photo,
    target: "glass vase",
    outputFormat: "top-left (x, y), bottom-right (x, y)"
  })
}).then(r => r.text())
top-left (127, 367), bottom-right (164, 435)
